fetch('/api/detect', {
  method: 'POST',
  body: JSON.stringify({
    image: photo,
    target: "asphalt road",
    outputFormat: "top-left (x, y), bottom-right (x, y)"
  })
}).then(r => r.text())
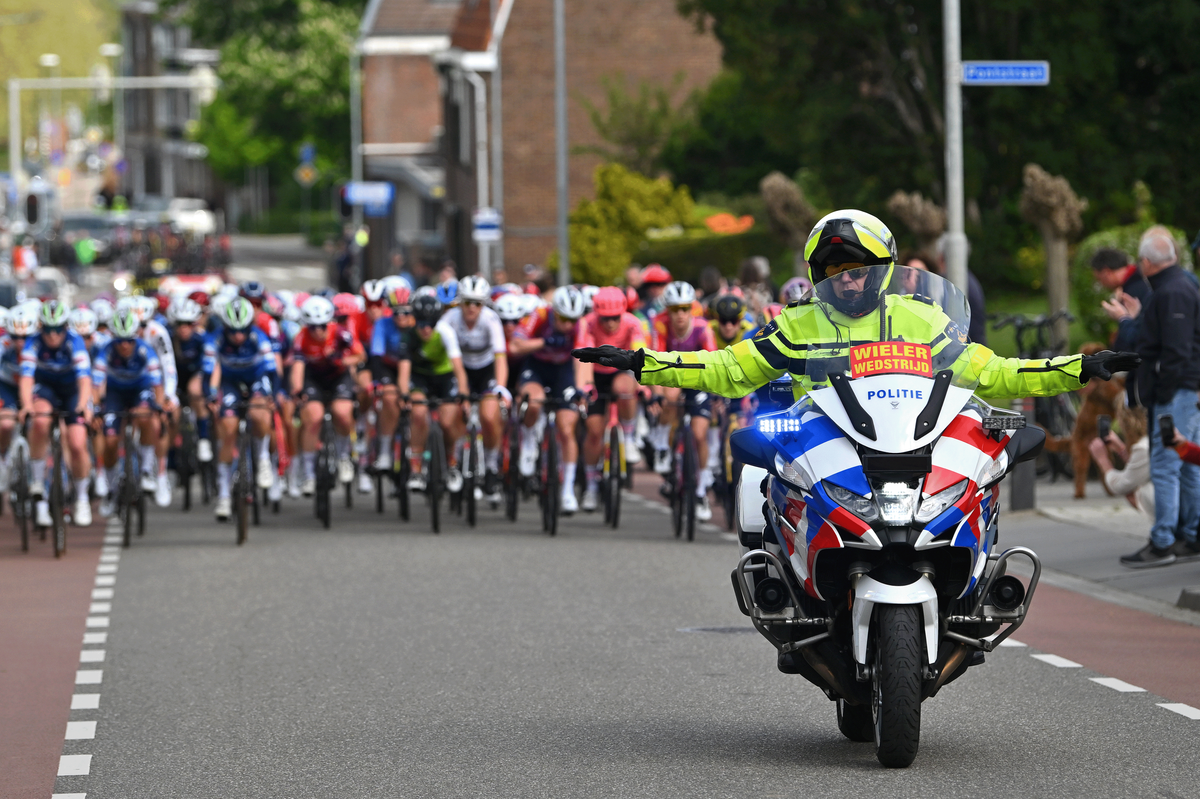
top-left (35, 477), bottom-right (1200, 799)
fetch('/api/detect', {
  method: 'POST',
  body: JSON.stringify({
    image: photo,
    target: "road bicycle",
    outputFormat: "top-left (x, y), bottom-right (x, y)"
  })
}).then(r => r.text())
top-left (229, 397), bottom-right (262, 545)
top-left (177, 404), bottom-right (200, 512)
top-left (589, 392), bottom-right (634, 530)
top-left (313, 402), bottom-right (337, 530)
top-left (26, 409), bottom-right (71, 557)
top-left (502, 402), bottom-right (522, 522)
top-left (9, 425), bottom-right (31, 551)
top-left (407, 396), bottom-right (452, 534)
top-left (115, 411), bottom-right (148, 548)
top-left (519, 394), bottom-right (582, 538)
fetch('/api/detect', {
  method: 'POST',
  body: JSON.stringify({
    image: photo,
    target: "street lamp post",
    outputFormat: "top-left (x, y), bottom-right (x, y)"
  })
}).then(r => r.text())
top-left (553, 0), bottom-right (569, 288)
top-left (941, 0), bottom-right (968, 294)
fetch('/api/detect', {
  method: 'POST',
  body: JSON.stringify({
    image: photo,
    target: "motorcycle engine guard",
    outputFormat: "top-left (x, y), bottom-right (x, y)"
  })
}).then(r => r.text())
top-left (851, 573), bottom-right (939, 665)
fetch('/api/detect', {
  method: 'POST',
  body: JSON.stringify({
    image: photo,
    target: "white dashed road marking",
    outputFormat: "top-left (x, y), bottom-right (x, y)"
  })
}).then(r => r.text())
top-left (85, 616), bottom-right (109, 628)
top-left (75, 670), bottom-right (102, 685)
top-left (1089, 677), bottom-right (1146, 693)
top-left (57, 754), bottom-right (91, 776)
top-left (1158, 703), bottom-right (1200, 720)
top-left (1030, 653), bottom-right (1082, 668)
top-left (997, 638), bottom-right (1026, 647)
top-left (65, 721), bottom-right (97, 740)
top-left (79, 650), bottom-right (105, 663)
top-left (71, 694), bottom-right (100, 710)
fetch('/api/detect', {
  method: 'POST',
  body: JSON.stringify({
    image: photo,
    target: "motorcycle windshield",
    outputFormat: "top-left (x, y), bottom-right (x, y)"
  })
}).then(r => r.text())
top-left (803, 265), bottom-right (980, 451)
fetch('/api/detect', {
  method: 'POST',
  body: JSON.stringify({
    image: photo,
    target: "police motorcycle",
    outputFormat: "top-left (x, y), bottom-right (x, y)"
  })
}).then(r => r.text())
top-left (729, 266), bottom-right (1044, 768)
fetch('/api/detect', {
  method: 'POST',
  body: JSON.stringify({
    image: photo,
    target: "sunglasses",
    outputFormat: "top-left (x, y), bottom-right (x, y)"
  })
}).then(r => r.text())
top-left (463, 300), bottom-right (483, 308)
top-left (599, 315), bottom-right (621, 323)
top-left (718, 318), bottom-right (740, 325)
top-left (415, 321), bottom-right (434, 330)
top-left (825, 263), bottom-right (868, 277)
top-left (43, 325), bottom-right (67, 334)
top-left (308, 323), bottom-right (328, 331)
top-left (668, 305), bottom-right (692, 314)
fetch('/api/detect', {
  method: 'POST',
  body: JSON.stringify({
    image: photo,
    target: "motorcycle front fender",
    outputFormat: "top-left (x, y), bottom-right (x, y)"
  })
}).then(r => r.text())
top-left (851, 574), bottom-right (939, 666)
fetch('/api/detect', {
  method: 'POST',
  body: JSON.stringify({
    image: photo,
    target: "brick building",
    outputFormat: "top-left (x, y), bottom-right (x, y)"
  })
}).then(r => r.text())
top-left (360, 0), bottom-right (721, 280)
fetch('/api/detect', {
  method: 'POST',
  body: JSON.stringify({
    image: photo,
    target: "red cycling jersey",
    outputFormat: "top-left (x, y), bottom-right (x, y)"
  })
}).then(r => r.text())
top-left (577, 312), bottom-right (648, 374)
top-left (292, 323), bottom-right (363, 383)
top-left (651, 315), bottom-right (716, 353)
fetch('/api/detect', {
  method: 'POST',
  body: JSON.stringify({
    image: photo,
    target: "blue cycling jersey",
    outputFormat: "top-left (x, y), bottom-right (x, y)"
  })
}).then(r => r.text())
top-left (174, 328), bottom-right (206, 374)
top-left (0, 335), bottom-right (23, 386)
top-left (94, 339), bottom-right (162, 392)
top-left (202, 328), bottom-right (274, 383)
top-left (369, 317), bottom-right (406, 366)
top-left (20, 331), bottom-right (92, 387)
top-left (86, 331), bottom-right (112, 383)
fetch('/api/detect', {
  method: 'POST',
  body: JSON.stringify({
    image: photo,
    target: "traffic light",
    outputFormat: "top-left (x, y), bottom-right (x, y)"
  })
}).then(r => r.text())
top-left (339, 184), bottom-right (351, 219)
top-left (25, 193), bottom-right (40, 227)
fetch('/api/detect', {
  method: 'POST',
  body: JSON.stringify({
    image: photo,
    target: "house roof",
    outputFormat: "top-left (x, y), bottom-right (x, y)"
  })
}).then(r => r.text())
top-left (449, 0), bottom-right (492, 52)
top-left (362, 0), bottom-right (462, 37)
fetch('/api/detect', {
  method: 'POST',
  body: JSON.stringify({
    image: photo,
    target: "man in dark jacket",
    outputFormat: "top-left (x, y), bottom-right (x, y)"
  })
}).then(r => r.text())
top-left (1092, 246), bottom-right (1152, 352)
top-left (1126, 228), bottom-right (1200, 567)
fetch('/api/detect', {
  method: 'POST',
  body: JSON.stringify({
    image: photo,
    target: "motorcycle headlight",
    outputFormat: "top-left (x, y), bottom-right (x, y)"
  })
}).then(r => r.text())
top-left (775, 453), bottom-right (812, 493)
top-left (822, 481), bottom-right (879, 522)
top-left (875, 481), bottom-right (919, 526)
top-left (915, 479), bottom-right (968, 523)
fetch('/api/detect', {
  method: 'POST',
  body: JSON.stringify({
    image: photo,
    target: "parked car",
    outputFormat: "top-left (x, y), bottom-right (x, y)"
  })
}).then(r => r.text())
top-left (167, 198), bottom-right (216, 237)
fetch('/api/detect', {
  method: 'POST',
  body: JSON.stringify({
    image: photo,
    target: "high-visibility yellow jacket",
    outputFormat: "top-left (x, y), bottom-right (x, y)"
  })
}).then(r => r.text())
top-left (638, 295), bottom-right (1085, 401)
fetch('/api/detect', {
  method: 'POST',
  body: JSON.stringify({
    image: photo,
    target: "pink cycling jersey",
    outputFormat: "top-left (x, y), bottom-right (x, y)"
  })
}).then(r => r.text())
top-left (652, 315), bottom-right (716, 353)
top-left (576, 312), bottom-right (648, 374)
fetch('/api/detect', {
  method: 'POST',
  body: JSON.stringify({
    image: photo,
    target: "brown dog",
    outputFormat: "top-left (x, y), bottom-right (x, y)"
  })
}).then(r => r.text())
top-left (1042, 342), bottom-right (1125, 498)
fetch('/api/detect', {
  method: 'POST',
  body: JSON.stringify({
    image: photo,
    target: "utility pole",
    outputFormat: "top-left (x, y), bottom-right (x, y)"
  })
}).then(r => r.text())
top-left (553, 0), bottom-right (569, 287)
top-left (349, 45), bottom-right (364, 287)
top-left (941, 0), bottom-right (968, 294)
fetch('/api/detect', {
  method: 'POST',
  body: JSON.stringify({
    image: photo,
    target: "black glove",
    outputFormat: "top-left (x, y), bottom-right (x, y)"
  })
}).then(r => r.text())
top-left (573, 346), bottom-right (644, 377)
top-left (1079, 350), bottom-right (1141, 382)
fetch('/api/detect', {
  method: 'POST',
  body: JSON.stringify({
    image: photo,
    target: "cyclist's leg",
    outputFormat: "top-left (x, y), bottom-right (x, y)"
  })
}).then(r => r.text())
top-left (372, 361), bottom-right (399, 468)
top-left (557, 407), bottom-right (580, 508)
top-left (298, 395), bottom-right (324, 489)
top-left (687, 390), bottom-right (714, 499)
top-left (651, 386), bottom-right (679, 472)
top-left (155, 391), bottom-right (178, 478)
top-left (409, 390), bottom-right (430, 465)
top-left (614, 371), bottom-right (639, 441)
top-left (583, 372), bottom-right (611, 503)
top-left (188, 372), bottom-right (212, 461)
top-left (516, 379), bottom-right (544, 476)
top-left (215, 384), bottom-right (241, 501)
top-left (248, 384), bottom-right (275, 487)
top-left (28, 389), bottom-right (58, 492)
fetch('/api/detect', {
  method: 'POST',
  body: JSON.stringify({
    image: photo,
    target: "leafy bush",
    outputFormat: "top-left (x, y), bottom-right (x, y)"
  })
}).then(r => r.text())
top-left (634, 227), bottom-right (791, 285)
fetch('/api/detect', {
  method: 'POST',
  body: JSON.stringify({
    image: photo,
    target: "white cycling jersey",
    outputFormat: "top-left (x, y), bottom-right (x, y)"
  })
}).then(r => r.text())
top-left (435, 306), bottom-right (506, 371)
top-left (142, 319), bottom-right (178, 400)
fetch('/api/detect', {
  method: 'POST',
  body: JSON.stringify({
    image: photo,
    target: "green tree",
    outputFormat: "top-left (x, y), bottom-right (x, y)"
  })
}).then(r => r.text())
top-left (673, 0), bottom-right (1200, 289)
top-left (575, 73), bottom-right (692, 177)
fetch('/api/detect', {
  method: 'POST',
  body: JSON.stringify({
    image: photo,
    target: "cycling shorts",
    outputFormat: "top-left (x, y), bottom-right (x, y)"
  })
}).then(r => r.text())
top-left (299, 372), bottom-right (357, 406)
top-left (465, 363), bottom-right (497, 397)
top-left (0, 381), bottom-right (17, 410)
top-left (409, 371), bottom-right (458, 403)
top-left (587, 370), bottom-right (633, 416)
top-left (518, 359), bottom-right (577, 406)
top-left (370, 359), bottom-right (398, 386)
top-left (681, 388), bottom-right (713, 421)
top-left (103, 388), bottom-right (158, 435)
top-left (219, 377), bottom-right (274, 418)
top-left (33, 382), bottom-right (86, 425)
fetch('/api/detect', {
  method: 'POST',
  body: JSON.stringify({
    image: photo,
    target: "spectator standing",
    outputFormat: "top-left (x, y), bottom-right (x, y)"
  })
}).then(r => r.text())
top-left (935, 234), bottom-right (987, 345)
top-left (1124, 227), bottom-right (1200, 567)
top-left (1092, 247), bottom-right (1151, 352)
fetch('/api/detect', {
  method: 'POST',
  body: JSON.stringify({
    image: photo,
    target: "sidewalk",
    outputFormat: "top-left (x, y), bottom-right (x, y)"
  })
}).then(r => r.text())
top-left (1002, 475), bottom-right (1200, 620)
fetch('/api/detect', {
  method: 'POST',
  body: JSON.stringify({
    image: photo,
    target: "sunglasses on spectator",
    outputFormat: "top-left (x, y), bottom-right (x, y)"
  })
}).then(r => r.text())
top-left (825, 263), bottom-right (868, 277)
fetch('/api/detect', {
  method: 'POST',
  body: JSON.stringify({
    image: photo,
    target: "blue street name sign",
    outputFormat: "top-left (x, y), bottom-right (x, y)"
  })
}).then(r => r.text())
top-left (961, 61), bottom-right (1050, 86)
top-left (472, 207), bottom-right (502, 243)
top-left (345, 181), bottom-right (393, 206)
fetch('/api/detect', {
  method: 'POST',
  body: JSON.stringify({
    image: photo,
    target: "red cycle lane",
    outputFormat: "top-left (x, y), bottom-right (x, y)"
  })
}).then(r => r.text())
top-left (0, 514), bottom-right (104, 799)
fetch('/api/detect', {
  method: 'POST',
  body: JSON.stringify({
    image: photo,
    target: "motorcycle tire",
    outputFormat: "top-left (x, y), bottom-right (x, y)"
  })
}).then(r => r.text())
top-left (836, 698), bottom-right (874, 742)
top-left (872, 605), bottom-right (923, 768)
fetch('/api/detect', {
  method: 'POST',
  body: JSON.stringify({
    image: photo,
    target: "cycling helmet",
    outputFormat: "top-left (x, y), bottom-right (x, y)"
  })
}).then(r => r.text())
top-left (169, 298), bottom-right (204, 325)
top-left (411, 293), bottom-right (443, 326)
top-left (69, 307), bottom-right (99, 337)
top-left (580, 284), bottom-right (600, 313)
top-left (494, 293), bottom-right (527, 322)
top-left (640, 264), bottom-right (672, 285)
top-left (353, 295), bottom-right (365, 314)
top-left (0, 308), bottom-right (8, 334)
top-left (7, 304), bottom-right (38, 337)
top-left (90, 298), bottom-right (115, 326)
top-left (155, 294), bottom-right (171, 315)
top-left (223, 297), bottom-right (256, 331)
top-left (283, 302), bottom-right (302, 325)
top-left (187, 290), bottom-right (210, 308)
top-left (625, 287), bottom-right (640, 310)
top-left (300, 295), bottom-right (335, 327)
top-left (386, 283), bottom-right (411, 309)
top-left (491, 282), bottom-right (521, 301)
top-left (413, 285), bottom-right (438, 301)
top-left (593, 286), bottom-right (626, 317)
top-left (136, 295), bottom-right (158, 323)
top-left (436, 279), bottom-right (459, 307)
top-left (110, 308), bottom-right (141, 340)
top-left (240, 280), bottom-right (267, 303)
top-left (761, 303), bottom-right (784, 324)
top-left (802, 209), bottom-right (897, 318)
top-left (264, 294), bottom-right (285, 319)
top-left (361, 279), bottom-right (386, 304)
top-left (779, 276), bottom-right (813, 304)
top-left (331, 293), bottom-right (357, 319)
top-left (520, 294), bottom-right (543, 316)
top-left (662, 281), bottom-right (697, 308)
top-left (39, 299), bottom-right (69, 329)
top-left (217, 283), bottom-right (240, 299)
top-left (209, 294), bottom-right (231, 322)
top-left (458, 275), bottom-right (491, 304)
top-left (293, 291), bottom-right (311, 308)
top-left (551, 285), bottom-right (586, 320)
top-left (713, 293), bottom-right (747, 323)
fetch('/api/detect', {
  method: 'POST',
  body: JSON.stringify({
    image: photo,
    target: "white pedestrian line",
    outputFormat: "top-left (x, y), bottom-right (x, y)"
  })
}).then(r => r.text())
top-left (1089, 677), bottom-right (1145, 693)
top-left (82, 632), bottom-right (107, 645)
top-left (997, 638), bottom-right (1027, 647)
top-left (96, 564), bottom-right (117, 574)
top-left (1158, 703), bottom-right (1200, 720)
top-left (57, 754), bottom-right (91, 776)
top-left (91, 588), bottom-right (113, 600)
top-left (65, 721), bottom-right (97, 740)
top-left (79, 650), bottom-right (105, 663)
top-left (1030, 653), bottom-right (1082, 668)
top-left (88, 603), bottom-right (111, 614)
top-left (71, 694), bottom-right (100, 710)
top-left (51, 794), bottom-right (87, 799)
top-left (75, 670), bottom-right (102, 685)
top-left (85, 616), bottom-right (109, 628)
top-left (98, 554), bottom-right (119, 564)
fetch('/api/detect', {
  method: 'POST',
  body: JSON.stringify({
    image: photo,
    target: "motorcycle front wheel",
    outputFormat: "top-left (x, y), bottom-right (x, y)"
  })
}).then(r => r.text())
top-left (872, 604), bottom-right (922, 767)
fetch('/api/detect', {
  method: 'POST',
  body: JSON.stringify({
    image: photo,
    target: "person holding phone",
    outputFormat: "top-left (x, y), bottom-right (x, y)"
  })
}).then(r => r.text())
top-left (1089, 408), bottom-right (1154, 517)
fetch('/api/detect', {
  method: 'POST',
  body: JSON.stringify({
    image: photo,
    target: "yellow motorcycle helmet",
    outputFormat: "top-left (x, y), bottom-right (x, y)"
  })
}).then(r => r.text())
top-left (803, 209), bottom-right (898, 317)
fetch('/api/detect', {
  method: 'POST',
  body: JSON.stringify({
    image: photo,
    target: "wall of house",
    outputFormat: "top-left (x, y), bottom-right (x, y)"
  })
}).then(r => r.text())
top-left (363, 53), bottom-right (445, 146)
top-left (499, 0), bottom-right (722, 272)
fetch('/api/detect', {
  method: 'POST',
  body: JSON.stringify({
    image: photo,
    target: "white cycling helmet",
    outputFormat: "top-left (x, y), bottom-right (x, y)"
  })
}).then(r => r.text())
top-left (580, 284), bottom-right (600, 312)
top-left (495, 293), bottom-right (527, 322)
top-left (413, 285), bottom-right (438, 301)
top-left (520, 294), bottom-right (544, 316)
top-left (8, 303), bottom-right (39, 337)
top-left (69, 307), bottom-right (99, 337)
top-left (137, 295), bottom-right (159, 321)
top-left (551, 285), bottom-right (586, 320)
top-left (662, 280), bottom-right (697, 308)
top-left (300, 295), bottom-right (336, 327)
top-left (217, 283), bottom-right (240, 299)
top-left (169, 298), bottom-right (204, 325)
top-left (115, 295), bottom-right (138, 318)
top-left (90, 298), bottom-right (115, 326)
top-left (458, 275), bottom-right (491, 304)
top-left (0, 308), bottom-right (9, 334)
top-left (361, 279), bottom-right (386, 304)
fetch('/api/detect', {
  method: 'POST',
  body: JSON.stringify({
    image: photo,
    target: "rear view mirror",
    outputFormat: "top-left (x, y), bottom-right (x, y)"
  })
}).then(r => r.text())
top-left (1004, 426), bottom-right (1045, 465)
top-left (730, 427), bottom-right (775, 472)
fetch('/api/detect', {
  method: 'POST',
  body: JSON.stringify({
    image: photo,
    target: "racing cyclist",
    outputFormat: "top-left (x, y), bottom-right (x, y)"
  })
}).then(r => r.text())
top-left (18, 300), bottom-right (95, 528)
top-left (0, 306), bottom-right (34, 491)
top-left (169, 297), bottom-right (212, 463)
top-left (120, 296), bottom-right (179, 493)
top-left (94, 308), bottom-right (167, 515)
top-left (365, 283), bottom-right (411, 478)
top-left (70, 307), bottom-right (113, 501)
top-left (576, 286), bottom-right (647, 511)
top-left (434, 275), bottom-right (509, 501)
top-left (710, 293), bottom-right (757, 350)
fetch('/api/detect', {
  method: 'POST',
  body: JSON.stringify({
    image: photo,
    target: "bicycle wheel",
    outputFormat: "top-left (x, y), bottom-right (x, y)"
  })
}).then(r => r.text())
top-left (316, 421), bottom-right (334, 530)
top-left (13, 444), bottom-right (29, 552)
top-left (428, 421), bottom-right (444, 534)
top-left (602, 434), bottom-right (613, 525)
top-left (50, 430), bottom-right (66, 558)
top-left (543, 417), bottom-right (559, 537)
top-left (397, 426), bottom-right (410, 522)
top-left (718, 419), bottom-right (737, 531)
top-left (465, 427), bottom-right (478, 528)
top-left (608, 425), bottom-right (623, 529)
top-left (682, 424), bottom-right (698, 542)
top-left (670, 425), bottom-right (684, 539)
top-left (504, 419), bottom-right (520, 522)
top-left (179, 414), bottom-right (195, 512)
top-left (122, 426), bottom-right (136, 548)
top-left (137, 491), bottom-right (147, 538)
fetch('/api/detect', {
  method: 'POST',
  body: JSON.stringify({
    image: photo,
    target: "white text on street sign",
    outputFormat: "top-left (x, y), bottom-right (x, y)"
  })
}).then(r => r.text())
top-left (961, 61), bottom-right (1050, 86)
top-left (345, 181), bottom-right (394, 206)
top-left (472, 207), bottom-right (503, 243)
